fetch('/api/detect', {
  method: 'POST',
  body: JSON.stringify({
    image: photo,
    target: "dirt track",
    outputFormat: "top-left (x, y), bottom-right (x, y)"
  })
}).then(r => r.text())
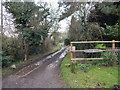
top-left (2, 47), bottom-right (69, 88)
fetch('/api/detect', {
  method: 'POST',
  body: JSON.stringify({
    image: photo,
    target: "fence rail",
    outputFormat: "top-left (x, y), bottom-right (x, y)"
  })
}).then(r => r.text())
top-left (71, 41), bottom-right (120, 43)
top-left (70, 40), bottom-right (120, 64)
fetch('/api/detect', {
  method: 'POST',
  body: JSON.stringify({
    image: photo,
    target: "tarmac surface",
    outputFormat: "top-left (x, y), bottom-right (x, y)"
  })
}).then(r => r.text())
top-left (2, 47), bottom-right (69, 88)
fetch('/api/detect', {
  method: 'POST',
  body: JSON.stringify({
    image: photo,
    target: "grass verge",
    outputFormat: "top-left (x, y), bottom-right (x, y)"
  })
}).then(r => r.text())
top-left (60, 54), bottom-right (119, 88)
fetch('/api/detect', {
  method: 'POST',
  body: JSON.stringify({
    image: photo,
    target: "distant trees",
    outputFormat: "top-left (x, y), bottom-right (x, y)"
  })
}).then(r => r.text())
top-left (68, 16), bottom-right (81, 41)
top-left (64, 39), bottom-right (70, 46)
top-left (67, 2), bottom-right (101, 41)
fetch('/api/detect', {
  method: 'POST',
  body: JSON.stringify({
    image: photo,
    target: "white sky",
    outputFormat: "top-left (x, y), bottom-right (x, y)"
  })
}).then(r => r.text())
top-left (59, 20), bottom-right (69, 33)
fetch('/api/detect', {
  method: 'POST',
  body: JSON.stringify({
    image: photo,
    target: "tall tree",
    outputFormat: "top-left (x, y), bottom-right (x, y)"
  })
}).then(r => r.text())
top-left (88, 2), bottom-right (120, 40)
top-left (88, 2), bottom-right (120, 27)
top-left (4, 1), bottom-right (51, 61)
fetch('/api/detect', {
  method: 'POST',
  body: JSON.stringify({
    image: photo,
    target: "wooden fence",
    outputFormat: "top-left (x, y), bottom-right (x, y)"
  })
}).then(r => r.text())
top-left (70, 40), bottom-right (120, 64)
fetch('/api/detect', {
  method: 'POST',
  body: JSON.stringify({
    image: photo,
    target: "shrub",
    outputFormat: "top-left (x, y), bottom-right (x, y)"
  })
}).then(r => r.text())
top-left (101, 52), bottom-right (119, 66)
top-left (78, 63), bottom-right (89, 72)
top-left (95, 44), bottom-right (107, 49)
top-left (2, 56), bottom-right (12, 67)
top-left (88, 52), bottom-right (119, 66)
top-left (1, 51), bottom-right (14, 67)
top-left (71, 61), bottom-right (77, 73)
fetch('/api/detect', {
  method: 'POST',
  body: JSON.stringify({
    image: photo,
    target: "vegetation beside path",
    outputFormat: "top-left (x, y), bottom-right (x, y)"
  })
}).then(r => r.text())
top-left (60, 54), bottom-right (119, 88)
top-left (2, 45), bottom-right (61, 77)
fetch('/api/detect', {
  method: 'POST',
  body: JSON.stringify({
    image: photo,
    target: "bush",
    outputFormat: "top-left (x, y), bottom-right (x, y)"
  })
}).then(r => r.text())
top-left (78, 63), bottom-right (89, 72)
top-left (95, 44), bottom-right (107, 49)
top-left (2, 56), bottom-right (13, 67)
top-left (1, 51), bottom-right (14, 68)
top-left (101, 52), bottom-right (119, 66)
top-left (88, 52), bottom-right (119, 66)
top-left (71, 61), bottom-right (77, 73)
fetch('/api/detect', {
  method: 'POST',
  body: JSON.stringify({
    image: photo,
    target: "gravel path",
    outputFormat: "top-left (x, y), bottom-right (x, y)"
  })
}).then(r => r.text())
top-left (2, 47), bottom-right (69, 88)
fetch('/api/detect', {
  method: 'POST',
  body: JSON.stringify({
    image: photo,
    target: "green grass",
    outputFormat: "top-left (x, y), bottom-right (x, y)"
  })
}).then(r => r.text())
top-left (2, 68), bottom-right (13, 77)
top-left (2, 60), bottom-right (25, 76)
top-left (60, 54), bottom-right (119, 88)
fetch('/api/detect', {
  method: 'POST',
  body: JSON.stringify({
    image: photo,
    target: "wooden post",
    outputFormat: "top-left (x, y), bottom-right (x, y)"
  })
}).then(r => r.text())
top-left (1, 1), bottom-right (4, 37)
top-left (70, 42), bottom-right (73, 64)
top-left (112, 40), bottom-right (115, 49)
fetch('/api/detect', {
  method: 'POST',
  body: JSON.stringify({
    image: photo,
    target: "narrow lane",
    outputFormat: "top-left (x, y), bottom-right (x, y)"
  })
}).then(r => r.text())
top-left (2, 47), bottom-right (69, 88)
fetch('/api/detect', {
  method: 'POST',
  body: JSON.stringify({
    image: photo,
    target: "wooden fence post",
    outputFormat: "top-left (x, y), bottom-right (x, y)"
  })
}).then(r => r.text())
top-left (112, 40), bottom-right (115, 49)
top-left (70, 42), bottom-right (73, 64)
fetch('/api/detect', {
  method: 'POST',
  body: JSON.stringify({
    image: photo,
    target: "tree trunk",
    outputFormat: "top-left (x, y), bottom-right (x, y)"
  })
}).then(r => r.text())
top-left (24, 40), bottom-right (29, 63)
